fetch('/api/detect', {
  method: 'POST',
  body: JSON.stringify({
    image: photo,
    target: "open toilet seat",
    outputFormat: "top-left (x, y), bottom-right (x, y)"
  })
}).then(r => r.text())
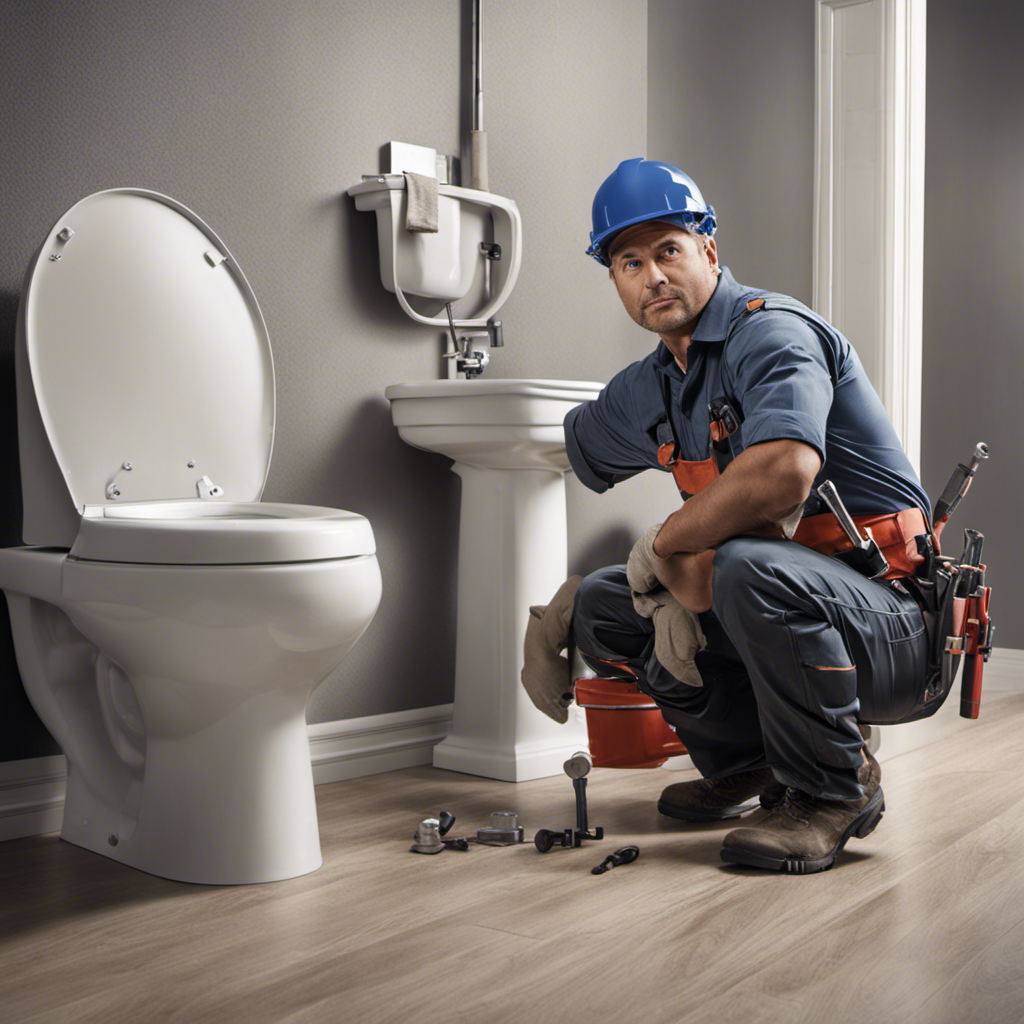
top-left (72, 500), bottom-right (376, 565)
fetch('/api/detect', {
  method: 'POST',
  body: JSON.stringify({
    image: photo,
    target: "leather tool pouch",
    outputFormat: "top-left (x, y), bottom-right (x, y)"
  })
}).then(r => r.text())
top-left (891, 553), bottom-right (965, 724)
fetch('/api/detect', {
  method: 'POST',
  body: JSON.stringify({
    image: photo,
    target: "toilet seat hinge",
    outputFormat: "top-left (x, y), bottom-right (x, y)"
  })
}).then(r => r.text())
top-left (196, 475), bottom-right (225, 499)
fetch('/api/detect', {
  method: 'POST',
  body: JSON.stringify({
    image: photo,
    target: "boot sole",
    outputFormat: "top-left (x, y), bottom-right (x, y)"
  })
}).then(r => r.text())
top-left (658, 796), bottom-right (762, 823)
top-left (719, 787), bottom-right (885, 873)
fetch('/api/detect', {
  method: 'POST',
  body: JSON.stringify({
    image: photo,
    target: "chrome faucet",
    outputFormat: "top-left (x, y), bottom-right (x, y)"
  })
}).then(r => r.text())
top-left (445, 330), bottom-right (490, 378)
top-left (443, 316), bottom-right (503, 379)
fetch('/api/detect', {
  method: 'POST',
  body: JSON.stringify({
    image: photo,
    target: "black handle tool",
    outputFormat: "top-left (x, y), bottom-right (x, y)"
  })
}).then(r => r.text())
top-left (592, 846), bottom-right (640, 875)
top-left (933, 442), bottom-right (989, 533)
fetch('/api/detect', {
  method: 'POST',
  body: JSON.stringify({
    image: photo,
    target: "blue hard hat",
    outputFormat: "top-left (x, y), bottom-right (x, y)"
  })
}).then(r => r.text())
top-left (586, 158), bottom-right (717, 267)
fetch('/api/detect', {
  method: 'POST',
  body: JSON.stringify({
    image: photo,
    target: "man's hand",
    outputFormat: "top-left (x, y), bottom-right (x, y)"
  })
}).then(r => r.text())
top-left (628, 524), bottom-right (715, 613)
top-left (649, 549), bottom-right (715, 613)
top-left (653, 439), bottom-right (821, 558)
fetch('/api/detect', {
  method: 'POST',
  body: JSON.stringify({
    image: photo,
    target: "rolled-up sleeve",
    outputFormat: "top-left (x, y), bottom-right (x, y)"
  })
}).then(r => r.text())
top-left (563, 371), bottom-right (653, 493)
top-left (725, 313), bottom-right (833, 461)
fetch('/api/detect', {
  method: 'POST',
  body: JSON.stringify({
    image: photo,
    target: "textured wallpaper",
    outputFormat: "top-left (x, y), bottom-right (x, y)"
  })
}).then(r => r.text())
top-left (0, 0), bottom-right (657, 761)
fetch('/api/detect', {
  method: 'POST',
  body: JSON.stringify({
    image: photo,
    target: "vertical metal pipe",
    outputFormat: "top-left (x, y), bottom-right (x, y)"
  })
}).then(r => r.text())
top-left (469, 0), bottom-right (488, 190)
top-left (472, 0), bottom-right (483, 131)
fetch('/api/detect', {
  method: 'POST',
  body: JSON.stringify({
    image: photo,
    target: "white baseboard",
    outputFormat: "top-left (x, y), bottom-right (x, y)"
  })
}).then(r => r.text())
top-left (3, 646), bottom-right (1022, 844)
top-left (307, 703), bottom-right (452, 785)
top-left (873, 646), bottom-right (1022, 763)
top-left (0, 753), bottom-right (68, 841)
top-left (979, 646), bottom-right (1024, 691)
top-left (0, 703), bottom-right (453, 843)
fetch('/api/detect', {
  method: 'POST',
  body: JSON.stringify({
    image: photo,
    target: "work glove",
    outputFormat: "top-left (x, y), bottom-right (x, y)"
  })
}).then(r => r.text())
top-left (626, 524), bottom-right (706, 688)
top-left (521, 575), bottom-right (582, 724)
top-left (626, 523), bottom-right (665, 598)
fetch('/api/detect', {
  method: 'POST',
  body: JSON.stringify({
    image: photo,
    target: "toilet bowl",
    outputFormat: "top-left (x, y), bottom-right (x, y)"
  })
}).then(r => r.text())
top-left (1, 189), bottom-right (382, 884)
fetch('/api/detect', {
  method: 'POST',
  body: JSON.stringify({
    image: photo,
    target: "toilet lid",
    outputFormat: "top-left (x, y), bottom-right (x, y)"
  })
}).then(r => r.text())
top-left (23, 189), bottom-right (274, 509)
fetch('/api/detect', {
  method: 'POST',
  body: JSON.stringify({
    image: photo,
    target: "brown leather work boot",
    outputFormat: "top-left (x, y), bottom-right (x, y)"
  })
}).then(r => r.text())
top-left (720, 746), bottom-right (884, 873)
top-left (659, 766), bottom-right (785, 822)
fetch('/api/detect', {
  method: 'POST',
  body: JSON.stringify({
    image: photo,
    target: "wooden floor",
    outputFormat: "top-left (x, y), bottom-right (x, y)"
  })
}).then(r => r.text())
top-left (3, 692), bottom-right (1024, 1024)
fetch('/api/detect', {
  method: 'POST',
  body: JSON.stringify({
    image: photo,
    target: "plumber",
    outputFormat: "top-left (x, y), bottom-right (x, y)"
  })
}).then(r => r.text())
top-left (565, 158), bottom-right (932, 874)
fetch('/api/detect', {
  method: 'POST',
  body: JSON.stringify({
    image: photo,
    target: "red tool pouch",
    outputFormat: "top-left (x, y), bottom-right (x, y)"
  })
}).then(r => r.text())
top-left (897, 556), bottom-right (993, 723)
top-left (960, 585), bottom-right (992, 719)
top-left (657, 442), bottom-right (720, 495)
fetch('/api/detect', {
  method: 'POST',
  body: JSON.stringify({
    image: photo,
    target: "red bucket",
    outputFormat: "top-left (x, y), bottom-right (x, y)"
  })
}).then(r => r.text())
top-left (574, 678), bottom-right (687, 769)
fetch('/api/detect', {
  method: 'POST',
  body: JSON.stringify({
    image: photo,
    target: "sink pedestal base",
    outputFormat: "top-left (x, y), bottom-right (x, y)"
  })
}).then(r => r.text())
top-left (432, 463), bottom-right (589, 781)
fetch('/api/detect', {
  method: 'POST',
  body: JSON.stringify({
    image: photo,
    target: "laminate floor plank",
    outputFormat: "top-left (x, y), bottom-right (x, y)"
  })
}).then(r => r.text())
top-left (672, 788), bottom-right (1024, 1024)
top-left (905, 918), bottom-right (1024, 1024)
top-left (2, 691), bottom-right (1022, 1024)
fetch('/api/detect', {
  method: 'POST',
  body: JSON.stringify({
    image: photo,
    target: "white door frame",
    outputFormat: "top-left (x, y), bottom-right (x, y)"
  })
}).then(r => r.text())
top-left (813, 0), bottom-right (926, 472)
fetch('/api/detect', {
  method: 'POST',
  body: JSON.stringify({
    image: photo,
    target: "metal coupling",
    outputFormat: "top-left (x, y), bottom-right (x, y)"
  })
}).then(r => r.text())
top-left (410, 818), bottom-right (444, 854)
top-left (476, 811), bottom-right (524, 845)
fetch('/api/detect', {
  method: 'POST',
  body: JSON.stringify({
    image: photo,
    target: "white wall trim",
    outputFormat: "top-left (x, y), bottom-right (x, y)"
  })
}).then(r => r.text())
top-left (814, 0), bottom-right (926, 472)
top-left (0, 753), bottom-right (67, 841)
top-left (307, 703), bottom-right (453, 785)
top-left (0, 703), bottom-right (454, 843)
top-left (983, 647), bottom-right (1024, 692)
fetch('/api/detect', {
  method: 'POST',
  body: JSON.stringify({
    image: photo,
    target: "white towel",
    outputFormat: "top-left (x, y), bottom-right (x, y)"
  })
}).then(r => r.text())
top-left (403, 171), bottom-right (438, 233)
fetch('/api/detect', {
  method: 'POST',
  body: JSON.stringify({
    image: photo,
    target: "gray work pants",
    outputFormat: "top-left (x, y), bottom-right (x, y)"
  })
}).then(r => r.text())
top-left (572, 536), bottom-right (929, 801)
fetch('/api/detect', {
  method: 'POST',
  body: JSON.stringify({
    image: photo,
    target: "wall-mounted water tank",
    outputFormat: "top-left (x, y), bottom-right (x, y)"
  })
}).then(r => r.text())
top-left (347, 175), bottom-right (522, 329)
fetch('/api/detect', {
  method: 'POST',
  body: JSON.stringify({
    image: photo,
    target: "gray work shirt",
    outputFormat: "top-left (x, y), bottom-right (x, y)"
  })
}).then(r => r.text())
top-left (564, 267), bottom-right (930, 520)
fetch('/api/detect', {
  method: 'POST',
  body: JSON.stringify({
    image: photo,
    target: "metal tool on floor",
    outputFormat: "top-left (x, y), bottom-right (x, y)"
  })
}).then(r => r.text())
top-left (476, 811), bottom-right (525, 845)
top-left (434, 809), bottom-right (472, 850)
top-left (411, 817), bottom-right (444, 854)
top-left (411, 810), bottom-right (465, 852)
top-left (534, 750), bottom-right (604, 852)
top-left (592, 845), bottom-right (640, 875)
top-left (410, 809), bottom-right (527, 853)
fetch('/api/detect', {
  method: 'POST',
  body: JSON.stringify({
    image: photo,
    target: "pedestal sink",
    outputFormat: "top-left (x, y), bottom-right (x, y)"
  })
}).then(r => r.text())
top-left (385, 378), bottom-right (604, 781)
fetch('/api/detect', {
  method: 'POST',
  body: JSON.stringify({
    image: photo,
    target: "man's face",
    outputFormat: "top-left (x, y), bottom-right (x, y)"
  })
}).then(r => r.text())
top-left (607, 221), bottom-right (720, 339)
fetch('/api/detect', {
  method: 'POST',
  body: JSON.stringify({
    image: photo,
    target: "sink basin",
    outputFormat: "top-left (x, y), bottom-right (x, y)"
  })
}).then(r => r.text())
top-left (385, 377), bottom-right (605, 781)
top-left (384, 378), bottom-right (605, 471)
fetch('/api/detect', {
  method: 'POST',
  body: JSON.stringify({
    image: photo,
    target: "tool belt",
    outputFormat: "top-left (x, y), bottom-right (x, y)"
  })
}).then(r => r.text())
top-left (792, 507), bottom-right (927, 580)
top-left (771, 480), bottom-right (993, 722)
top-left (792, 509), bottom-right (992, 723)
top-left (795, 494), bottom-right (992, 724)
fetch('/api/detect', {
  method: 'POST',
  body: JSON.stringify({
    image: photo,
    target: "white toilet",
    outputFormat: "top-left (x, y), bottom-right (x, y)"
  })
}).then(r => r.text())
top-left (0, 188), bottom-right (382, 885)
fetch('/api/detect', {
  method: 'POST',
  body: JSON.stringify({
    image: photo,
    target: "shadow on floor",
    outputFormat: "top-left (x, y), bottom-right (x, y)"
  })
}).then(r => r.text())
top-left (0, 832), bottom-right (247, 945)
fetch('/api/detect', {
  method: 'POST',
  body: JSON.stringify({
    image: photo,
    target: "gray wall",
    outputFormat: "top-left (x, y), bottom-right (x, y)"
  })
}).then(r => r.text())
top-left (1, 0), bottom-right (675, 762)
top-left (647, 0), bottom-right (816, 304)
top-left (646, 0), bottom-right (1019, 647)
top-left (921, 0), bottom-right (1020, 643)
